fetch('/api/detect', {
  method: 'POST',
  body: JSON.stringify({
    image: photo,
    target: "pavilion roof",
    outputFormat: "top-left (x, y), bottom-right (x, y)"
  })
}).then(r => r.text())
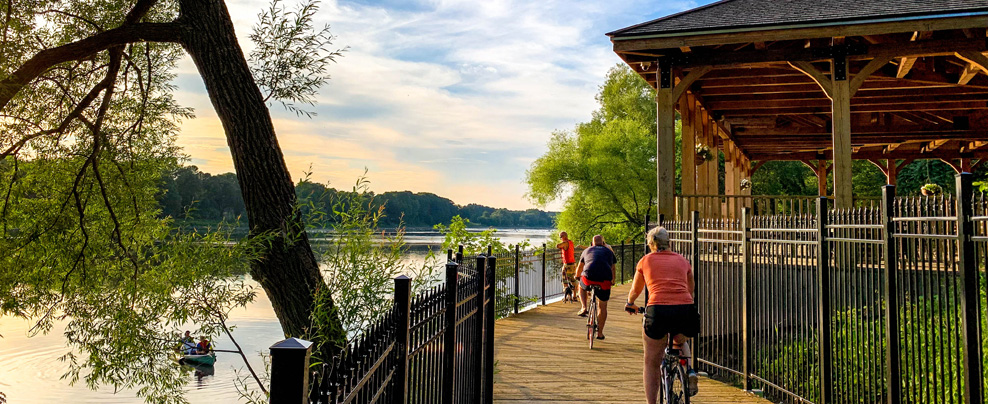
top-left (608, 0), bottom-right (988, 39)
top-left (608, 0), bottom-right (988, 166)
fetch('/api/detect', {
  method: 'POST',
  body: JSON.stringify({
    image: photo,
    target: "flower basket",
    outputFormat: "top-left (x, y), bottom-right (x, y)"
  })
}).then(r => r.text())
top-left (921, 183), bottom-right (942, 196)
top-left (740, 178), bottom-right (752, 190)
top-left (695, 144), bottom-right (713, 165)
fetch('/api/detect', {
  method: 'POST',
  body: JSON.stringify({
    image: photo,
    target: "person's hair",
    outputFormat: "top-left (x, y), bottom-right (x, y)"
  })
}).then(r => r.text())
top-left (647, 227), bottom-right (670, 251)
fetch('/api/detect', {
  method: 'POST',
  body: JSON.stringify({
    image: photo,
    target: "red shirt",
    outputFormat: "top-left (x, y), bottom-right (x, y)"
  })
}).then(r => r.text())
top-left (636, 251), bottom-right (693, 306)
top-left (560, 240), bottom-right (575, 264)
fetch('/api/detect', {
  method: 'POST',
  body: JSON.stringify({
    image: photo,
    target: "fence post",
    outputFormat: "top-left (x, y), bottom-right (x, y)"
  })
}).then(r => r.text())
top-left (541, 243), bottom-right (547, 306)
top-left (268, 337), bottom-right (313, 404)
top-left (392, 276), bottom-right (412, 404)
top-left (484, 255), bottom-right (497, 404)
top-left (956, 173), bottom-right (984, 404)
top-left (514, 244), bottom-right (520, 314)
top-left (741, 208), bottom-right (752, 390)
top-left (881, 185), bottom-right (901, 404)
top-left (456, 245), bottom-right (464, 263)
top-left (816, 197), bottom-right (833, 404)
top-left (474, 255), bottom-right (487, 404)
top-left (690, 210), bottom-right (700, 370)
top-left (620, 241), bottom-right (626, 284)
top-left (442, 262), bottom-right (459, 404)
top-left (447, 248), bottom-right (453, 262)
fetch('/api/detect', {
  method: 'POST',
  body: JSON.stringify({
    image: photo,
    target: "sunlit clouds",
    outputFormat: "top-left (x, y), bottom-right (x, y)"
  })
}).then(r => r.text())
top-left (171, 0), bottom-right (699, 211)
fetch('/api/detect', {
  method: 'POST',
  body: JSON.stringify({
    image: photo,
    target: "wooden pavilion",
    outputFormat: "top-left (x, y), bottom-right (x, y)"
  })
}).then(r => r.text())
top-left (607, 0), bottom-right (988, 219)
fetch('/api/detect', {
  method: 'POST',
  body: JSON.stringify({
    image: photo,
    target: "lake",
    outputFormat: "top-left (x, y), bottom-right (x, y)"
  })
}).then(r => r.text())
top-left (0, 228), bottom-right (552, 403)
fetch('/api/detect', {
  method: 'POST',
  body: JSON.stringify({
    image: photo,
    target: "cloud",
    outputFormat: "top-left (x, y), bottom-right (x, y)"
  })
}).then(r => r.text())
top-left (171, 0), bottom-right (701, 212)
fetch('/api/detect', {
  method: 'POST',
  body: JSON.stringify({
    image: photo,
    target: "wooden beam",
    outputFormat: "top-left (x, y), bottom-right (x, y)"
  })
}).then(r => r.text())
top-left (867, 159), bottom-right (889, 176)
top-left (972, 158), bottom-right (987, 172)
top-left (680, 95), bottom-right (696, 196)
top-left (940, 158), bottom-right (962, 173)
top-left (750, 160), bottom-right (767, 175)
top-left (897, 57), bottom-right (918, 78)
top-left (924, 139), bottom-right (952, 152)
top-left (959, 63), bottom-right (980, 85)
top-left (655, 66), bottom-right (676, 218)
top-left (816, 160), bottom-right (831, 196)
top-left (788, 61), bottom-right (833, 98)
top-left (657, 68), bottom-right (676, 217)
top-left (611, 15), bottom-right (988, 52)
top-left (850, 55), bottom-right (893, 95)
top-left (673, 66), bottom-right (713, 102)
top-left (800, 159), bottom-right (819, 171)
top-left (832, 56), bottom-right (853, 208)
top-left (955, 52), bottom-right (988, 86)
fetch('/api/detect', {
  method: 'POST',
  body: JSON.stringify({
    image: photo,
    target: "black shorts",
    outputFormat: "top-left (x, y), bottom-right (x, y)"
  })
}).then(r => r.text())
top-left (643, 304), bottom-right (700, 340)
top-left (580, 279), bottom-right (611, 301)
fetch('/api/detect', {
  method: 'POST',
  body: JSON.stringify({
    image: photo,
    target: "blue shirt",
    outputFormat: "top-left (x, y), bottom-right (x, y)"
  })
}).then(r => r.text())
top-left (579, 246), bottom-right (616, 282)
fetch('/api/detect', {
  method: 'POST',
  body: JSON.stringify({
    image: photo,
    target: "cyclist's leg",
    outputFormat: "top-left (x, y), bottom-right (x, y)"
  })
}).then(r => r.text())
top-left (595, 287), bottom-right (610, 337)
top-left (672, 334), bottom-right (699, 396)
top-left (643, 329), bottom-right (668, 404)
top-left (577, 278), bottom-right (589, 314)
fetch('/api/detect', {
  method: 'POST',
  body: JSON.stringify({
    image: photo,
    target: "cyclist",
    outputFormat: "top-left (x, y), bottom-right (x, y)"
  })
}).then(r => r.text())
top-left (625, 227), bottom-right (699, 403)
top-left (556, 232), bottom-right (579, 305)
top-left (576, 235), bottom-right (616, 339)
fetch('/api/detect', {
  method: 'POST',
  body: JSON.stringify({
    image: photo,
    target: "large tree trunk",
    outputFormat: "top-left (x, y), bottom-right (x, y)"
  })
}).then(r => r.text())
top-left (177, 0), bottom-right (340, 341)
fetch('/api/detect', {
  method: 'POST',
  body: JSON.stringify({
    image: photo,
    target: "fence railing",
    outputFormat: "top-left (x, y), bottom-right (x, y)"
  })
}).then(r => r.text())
top-left (675, 194), bottom-right (881, 220)
top-left (267, 253), bottom-right (496, 404)
top-left (666, 173), bottom-right (986, 404)
top-left (490, 241), bottom-right (649, 319)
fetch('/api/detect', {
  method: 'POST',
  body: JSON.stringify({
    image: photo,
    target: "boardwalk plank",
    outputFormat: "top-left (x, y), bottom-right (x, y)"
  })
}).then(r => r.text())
top-left (494, 282), bottom-right (770, 404)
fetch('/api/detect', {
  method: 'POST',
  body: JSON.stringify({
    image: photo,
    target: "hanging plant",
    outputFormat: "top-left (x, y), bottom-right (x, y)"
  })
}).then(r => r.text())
top-left (695, 144), bottom-right (714, 164)
top-left (740, 178), bottom-right (752, 190)
top-left (921, 183), bottom-right (943, 196)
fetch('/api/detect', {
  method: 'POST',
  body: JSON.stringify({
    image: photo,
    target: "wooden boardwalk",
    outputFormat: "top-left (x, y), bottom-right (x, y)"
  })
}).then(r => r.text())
top-left (493, 282), bottom-right (770, 404)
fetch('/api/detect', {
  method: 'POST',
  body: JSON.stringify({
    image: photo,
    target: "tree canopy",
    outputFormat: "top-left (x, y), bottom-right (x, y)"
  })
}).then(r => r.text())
top-left (1, 0), bottom-right (346, 401)
top-left (161, 166), bottom-right (556, 228)
top-left (526, 64), bottom-right (662, 242)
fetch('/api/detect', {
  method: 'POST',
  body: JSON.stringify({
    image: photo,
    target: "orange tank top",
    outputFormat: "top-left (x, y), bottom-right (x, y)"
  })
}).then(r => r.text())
top-left (636, 251), bottom-right (694, 306)
top-left (561, 240), bottom-right (575, 264)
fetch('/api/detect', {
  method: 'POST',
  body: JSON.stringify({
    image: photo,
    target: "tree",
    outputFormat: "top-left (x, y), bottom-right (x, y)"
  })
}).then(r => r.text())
top-left (1, 0), bottom-right (344, 400)
top-left (527, 64), bottom-right (659, 242)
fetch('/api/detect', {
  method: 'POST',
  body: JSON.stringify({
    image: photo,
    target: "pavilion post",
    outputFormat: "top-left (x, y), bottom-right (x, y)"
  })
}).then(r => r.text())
top-left (886, 159), bottom-right (898, 186)
top-left (656, 61), bottom-right (676, 218)
top-left (816, 160), bottom-right (829, 197)
top-left (681, 95), bottom-right (696, 201)
top-left (831, 56), bottom-right (853, 208)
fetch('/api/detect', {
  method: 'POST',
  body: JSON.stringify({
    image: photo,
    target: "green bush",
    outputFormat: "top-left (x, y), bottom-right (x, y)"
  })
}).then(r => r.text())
top-left (756, 278), bottom-right (987, 404)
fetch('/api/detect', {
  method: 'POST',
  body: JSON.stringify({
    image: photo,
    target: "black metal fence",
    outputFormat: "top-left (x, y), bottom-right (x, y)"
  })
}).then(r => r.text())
top-left (491, 242), bottom-right (648, 318)
top-left (268, 252), bottom-right (496, 404)
top-left (665, 173), bottom-right (986, 404)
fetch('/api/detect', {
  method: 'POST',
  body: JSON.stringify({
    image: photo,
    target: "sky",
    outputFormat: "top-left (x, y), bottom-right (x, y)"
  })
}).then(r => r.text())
top-left (172, 0), bottom-right (701, 211)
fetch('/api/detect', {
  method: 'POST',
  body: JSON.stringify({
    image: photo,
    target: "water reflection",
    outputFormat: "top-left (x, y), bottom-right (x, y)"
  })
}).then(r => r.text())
top-left (0, 228), bottom-right (550, 403)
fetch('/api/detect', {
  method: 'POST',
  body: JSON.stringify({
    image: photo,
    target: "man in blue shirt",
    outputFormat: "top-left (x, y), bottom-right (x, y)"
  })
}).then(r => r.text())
top-left (577, 235), bottom-right (617, 339)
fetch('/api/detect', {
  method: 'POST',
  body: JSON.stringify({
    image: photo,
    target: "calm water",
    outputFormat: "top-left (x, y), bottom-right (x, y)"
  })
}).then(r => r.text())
top-left (0, 229), bottom-right (551, 403)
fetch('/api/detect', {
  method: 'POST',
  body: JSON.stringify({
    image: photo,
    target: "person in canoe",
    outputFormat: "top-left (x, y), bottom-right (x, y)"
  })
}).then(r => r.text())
top-left (179, 331), bottom-right (196, 355)
top-left (196, 336), bottom-right (213, 355)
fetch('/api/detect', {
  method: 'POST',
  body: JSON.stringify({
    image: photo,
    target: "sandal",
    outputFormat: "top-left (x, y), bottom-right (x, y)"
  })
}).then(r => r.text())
top-left (577, 310), bottom-right (588, 317)
top-left (596, 335), bottom-right (605, 340)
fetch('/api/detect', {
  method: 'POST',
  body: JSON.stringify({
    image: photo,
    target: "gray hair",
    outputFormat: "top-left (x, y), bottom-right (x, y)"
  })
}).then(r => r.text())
top-left (647, 226), bottom-right (670, 251)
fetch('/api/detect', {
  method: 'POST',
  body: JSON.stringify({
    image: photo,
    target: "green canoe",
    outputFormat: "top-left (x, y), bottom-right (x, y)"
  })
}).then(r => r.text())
top-left (180, 352), bottom-right (216, 366)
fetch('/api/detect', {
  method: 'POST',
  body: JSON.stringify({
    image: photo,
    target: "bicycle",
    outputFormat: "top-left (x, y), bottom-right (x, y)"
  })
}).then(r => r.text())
top-left (586, 285), bottom-right (600, 349)
top-left (628, 306), bottom-right (693, 404)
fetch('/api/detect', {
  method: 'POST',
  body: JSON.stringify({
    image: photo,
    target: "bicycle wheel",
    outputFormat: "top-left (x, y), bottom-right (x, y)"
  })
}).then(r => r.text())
top-left (587, 292), bottom-right (597, 349)
top-left (665, 365), bottom-right (689, 404)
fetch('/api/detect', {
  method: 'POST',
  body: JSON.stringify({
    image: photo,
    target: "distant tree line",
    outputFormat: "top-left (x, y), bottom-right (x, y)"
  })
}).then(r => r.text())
top-left (158, 166), bottom-right (556, 228)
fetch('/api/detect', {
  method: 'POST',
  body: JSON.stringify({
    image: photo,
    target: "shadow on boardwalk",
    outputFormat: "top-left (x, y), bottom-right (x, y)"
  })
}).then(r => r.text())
top-left (493, 282), bottom-right (770, 404)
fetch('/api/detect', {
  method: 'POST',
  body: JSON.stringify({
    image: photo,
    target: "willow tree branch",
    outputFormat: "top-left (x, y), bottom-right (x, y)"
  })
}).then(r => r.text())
top-left (0, 22), bottom-right (182, 110)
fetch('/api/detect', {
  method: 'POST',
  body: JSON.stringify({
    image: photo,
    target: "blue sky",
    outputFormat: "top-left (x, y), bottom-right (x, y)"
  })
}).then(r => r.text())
top-left (173, 0), bottom-right (702, 211)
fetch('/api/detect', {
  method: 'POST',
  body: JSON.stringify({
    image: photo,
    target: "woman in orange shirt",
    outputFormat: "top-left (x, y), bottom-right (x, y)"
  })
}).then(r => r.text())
top-left (625, 226), bottom-right (699, 403)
